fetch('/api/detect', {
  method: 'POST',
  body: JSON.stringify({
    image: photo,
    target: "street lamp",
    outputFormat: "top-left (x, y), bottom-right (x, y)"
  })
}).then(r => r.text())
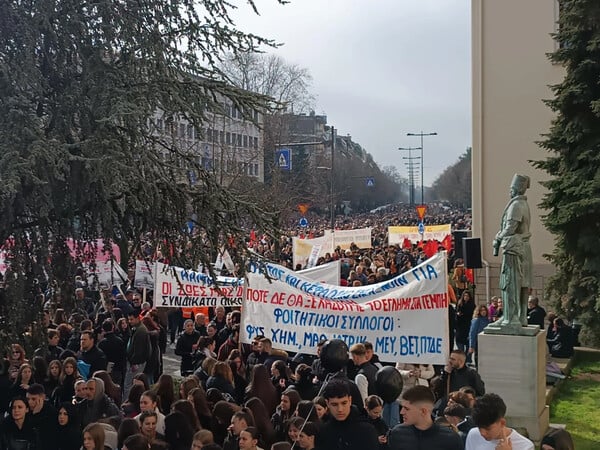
top-left (406, 132), bottom-right (437, 204)
top-left (399, 146), bottom-right (422, 206)
top-left (316, 166), bottom-right (334, 230)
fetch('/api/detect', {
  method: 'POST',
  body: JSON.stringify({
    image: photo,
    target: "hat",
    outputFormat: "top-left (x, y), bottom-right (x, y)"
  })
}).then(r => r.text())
top-left (345, 249), bottom-right (352, 256)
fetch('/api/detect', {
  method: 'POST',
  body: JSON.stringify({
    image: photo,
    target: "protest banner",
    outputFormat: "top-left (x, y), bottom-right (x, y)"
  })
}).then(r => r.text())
top-left (134, 260), bottom-right (155, 290)
top-left (292, 232), bottom-right (334, 270)
top-left (241, 252), bottom-right (449, 364)
top-left (306, 244), bottom-right (321, 269)
top-left (298, 260), bottom-right (340, 285)
top-left (388, 224), bottom-right (451, 245)
top-left (87, 260), bottom-right (128, 288)
top-left (331, 227), bottom-right (372, 250)
top-left (154, 261), bottom-right (243, 308)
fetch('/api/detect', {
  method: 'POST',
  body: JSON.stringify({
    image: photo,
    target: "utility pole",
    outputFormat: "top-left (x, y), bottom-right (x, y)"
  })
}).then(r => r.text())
top-left (406, 132), bottom-right (437, 204)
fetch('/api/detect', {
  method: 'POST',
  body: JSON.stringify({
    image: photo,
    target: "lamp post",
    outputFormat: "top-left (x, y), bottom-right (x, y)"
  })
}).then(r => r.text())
top-left (406, 132), bottom-right (437, 204)
top-left (316, 166), bottom-right (334, 230)
top-left (399, 147), bottom-right (422, 206)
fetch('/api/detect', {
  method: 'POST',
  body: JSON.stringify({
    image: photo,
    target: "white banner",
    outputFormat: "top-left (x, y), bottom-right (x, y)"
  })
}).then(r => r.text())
top-left (298, 260), bottom-right (340, 285)
top-left (388, 224), bottom-right (452, 244)
top-left (134, 260), bottom-right (155, 290)
top-left (241, 252), bottom-right (449, 364)
top-left (87, 260), bottom-right (128, 288)
top-left (331, 227), bottom-right (372, 250)
top-left (306, 244), bottom-right (321, 269)
top-left (292, 232), bottom-right (334, 270)
top-left (154, 262), bottom-right (243, 308)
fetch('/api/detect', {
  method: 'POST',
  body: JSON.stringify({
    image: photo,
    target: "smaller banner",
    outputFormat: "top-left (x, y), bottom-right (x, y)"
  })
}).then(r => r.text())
top-left (87, 260), bottom-right (128, 288)
top-left (388, 224), bottom-right (451, 244)
top-left (154, 262), bottom-right (243, 308)
top-left (134, 260), bottom-right (155, 290)
top-left (331, 227), bottom-right (372, 250)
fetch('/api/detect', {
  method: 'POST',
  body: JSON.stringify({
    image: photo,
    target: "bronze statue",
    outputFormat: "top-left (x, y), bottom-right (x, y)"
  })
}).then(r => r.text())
top-left (488, 174), bottom-right (535, 335)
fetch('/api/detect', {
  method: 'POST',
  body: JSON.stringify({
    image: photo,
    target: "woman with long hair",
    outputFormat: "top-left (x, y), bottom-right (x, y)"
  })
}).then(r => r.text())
top-left (194, 356), bottom-right (216, 390)
top-left (83, 422), bottom-right (106, 450)
top-left (46, 359), bottom-right (62, 397)
top-left (212, 401), bottom-right (241, 446)
top-left (122, 384), bottom-right (145, 418)
top-left (31, 356), bottom-right (48, 386)
top-left (7, 344), bottom-right (28, 381)
top-left (271, 389), bottom-right (300, 442)
top-left (187, 387), bottom-right (212, 430)
top-left (141, 315), bottom-right (161, 384)
top-left (0, 397), bottom-right (40, 450)
top-left (153, 374), bottom-right (175, 415)
top-left (93, 370), bottom-right (122, 406)
top-left (117, 418), bottom-right (141, 449)
top-left (10, 363), bottom-right (34, 399)
top-left (246, 365), bottom-right (279, 416)
top-left (139, 410), bottom-right (166, 447)
top-left (164, 411), bottom-right (195, 450)
top-left (469, 305), bottom-right (491, 367)
top-left (244, 397), bottom-right (277, 450)
top-left (206, 362), bottom-right (235, 399)
top-left (56, 402), bottom-right (83, 450)
top-left (289, 364), bottom-right (316, 400)
top-left (227, 349), bottom-right (246, 379)
top-left (116, 317), bottom-right (130, 342)
top-left (455, 290), bottom-right (476, 354)
top-left (170, 399), bottom-right (201, 432)
top-left (53, 356), bottom-right (79, 404)
top-left (178, 376), bottom-right (199, 400)
top-left (270, 360), bottom-right (292, 396)
top-left (136, 390), bottom-right (166, 434)
top-left (133, 373), bottom-right (150, 392)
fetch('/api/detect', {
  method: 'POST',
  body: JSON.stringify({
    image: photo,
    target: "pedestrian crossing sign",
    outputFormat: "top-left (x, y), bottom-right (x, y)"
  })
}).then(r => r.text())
top-left (275, 148), bottom-right (291, 171)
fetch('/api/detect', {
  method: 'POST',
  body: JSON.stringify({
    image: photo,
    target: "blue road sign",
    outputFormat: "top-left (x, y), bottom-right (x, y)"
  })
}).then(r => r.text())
top-left (299, 217), bottom-right (309, 227)
top-left (275, 148), bottom-right (292, 171)
top-left (366, 177), bottom-right (375, 187)
top-left (418, 221), bottom-right (425, 234)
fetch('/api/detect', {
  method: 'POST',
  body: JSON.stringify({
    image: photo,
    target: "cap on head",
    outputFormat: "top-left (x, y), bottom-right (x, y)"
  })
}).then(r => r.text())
top-left (511, 174), bottom-right (530, 192)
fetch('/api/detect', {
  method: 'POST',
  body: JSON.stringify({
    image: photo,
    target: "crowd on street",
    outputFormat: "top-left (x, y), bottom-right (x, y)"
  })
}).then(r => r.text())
top-left (0, 204), bottom-right (576, 450)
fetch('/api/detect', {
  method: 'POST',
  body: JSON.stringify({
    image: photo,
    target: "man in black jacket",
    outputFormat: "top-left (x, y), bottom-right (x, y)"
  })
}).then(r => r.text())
top-left (78, 330), bottom-right (108, 376)
top-left (98, 319), bottom-right (126, 386)
top-left (315, 379), bottom-right (379, 450)
top-left (26, 384), bottom-right (58, 450)
top-left (388, 386), bottom-right (464, 450)
top-left (440, 350), bottom-right (485, 396)
top-left (33, 329), bottom-right (64, 364)
top-left (175, 319), bottom-right (201, 375)
top-left (124, 312), bottom-right (151, 398)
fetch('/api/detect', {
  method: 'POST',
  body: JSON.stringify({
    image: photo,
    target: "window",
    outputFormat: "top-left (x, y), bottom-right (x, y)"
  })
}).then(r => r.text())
top-left (253, 137), bottom-right (258, 149)
top-left (243, 135), bottom-right (248, 148)
top-left (231, 133), bottom-right (236, 146)
top-left (206, 129), bottom-right (212, 142)
top-left (187, 124), bottom-right (194, 139)
top-left (254, 110), bottom-right (259, 122)
top-left (219, 131), bottom-right (224, 144)
top-left (179, 123), bottom-right (186, 138)
top-left (226, 132), bottom-right (231, 145)
top-left (254, 163), bottom-right (259, 177)
top-left (237, 134), bottom-right (242, 147)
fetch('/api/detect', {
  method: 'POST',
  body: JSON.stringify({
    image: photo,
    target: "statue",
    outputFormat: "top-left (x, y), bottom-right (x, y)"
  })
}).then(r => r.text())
top-left (487, 174), bottom-right (537, 335)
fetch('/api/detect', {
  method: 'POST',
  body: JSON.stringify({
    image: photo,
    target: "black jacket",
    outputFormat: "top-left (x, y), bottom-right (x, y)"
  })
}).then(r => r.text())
top-left (78, 346), bottom-right (108, 376)
top-left (0, 415), bottom-right (41, 450)
top-left (175, 331), bottom-right (201, 374)
top-left (388, 423), bottom-right (464, 450)
top-left (315, 406), bottom-right (379, 450)
top-left (440, 365), bottom-right (485, 396)
top-left (98, 332), bottom-right (126, 373)
top-left (127, 324), bottom-right (151, 364)
top-left (28, 403), bottom-right (58, 450)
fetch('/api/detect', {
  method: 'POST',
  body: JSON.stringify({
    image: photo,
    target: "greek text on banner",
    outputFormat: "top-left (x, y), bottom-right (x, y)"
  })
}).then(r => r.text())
top-left (241, 252), bottom-right (449, 364)
top-left (388, 224), bottom-right (451, 244)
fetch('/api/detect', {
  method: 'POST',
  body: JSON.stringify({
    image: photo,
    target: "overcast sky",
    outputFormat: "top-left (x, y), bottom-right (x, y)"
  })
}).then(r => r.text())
top-left (231, 0), bottom-right (471, 186)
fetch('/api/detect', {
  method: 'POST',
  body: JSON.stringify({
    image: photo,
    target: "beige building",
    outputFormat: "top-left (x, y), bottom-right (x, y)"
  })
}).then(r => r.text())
top-left (471, 0), bottom-right (564, 302)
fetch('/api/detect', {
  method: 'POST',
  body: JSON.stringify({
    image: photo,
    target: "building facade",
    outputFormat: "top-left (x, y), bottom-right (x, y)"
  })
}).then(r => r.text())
top-left (471, 0), bottom-right (564, 301)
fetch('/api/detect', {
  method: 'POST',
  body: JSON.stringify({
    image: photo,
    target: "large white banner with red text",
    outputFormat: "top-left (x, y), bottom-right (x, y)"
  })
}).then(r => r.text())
top-left (241, 252), bottom-right (449, 364)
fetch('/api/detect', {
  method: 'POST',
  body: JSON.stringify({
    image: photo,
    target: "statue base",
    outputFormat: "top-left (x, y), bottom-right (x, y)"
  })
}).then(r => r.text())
top-left (484, 323), bottom-right (540, 336)
top-left (478, 330), bottom-right (548, 440)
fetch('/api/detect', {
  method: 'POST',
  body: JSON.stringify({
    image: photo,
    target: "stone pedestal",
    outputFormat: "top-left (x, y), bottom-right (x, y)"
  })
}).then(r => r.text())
top-left (478, 330), bottom-right (548, 441)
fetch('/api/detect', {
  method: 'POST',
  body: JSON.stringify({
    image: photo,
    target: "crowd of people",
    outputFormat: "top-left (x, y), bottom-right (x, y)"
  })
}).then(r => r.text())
top-left (0, 203), bottom-right (577, 450)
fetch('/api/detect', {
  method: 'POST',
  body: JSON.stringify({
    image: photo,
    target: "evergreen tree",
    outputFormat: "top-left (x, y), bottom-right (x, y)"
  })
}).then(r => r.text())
top-left (534, 0), bottom-right (600, 345)
top-left (0, 0), bottom-right (283, 350)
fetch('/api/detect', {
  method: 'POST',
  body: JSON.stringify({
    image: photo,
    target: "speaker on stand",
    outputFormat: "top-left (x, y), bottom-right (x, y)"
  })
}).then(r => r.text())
top-left (462, 237), bottom-right (482, 301)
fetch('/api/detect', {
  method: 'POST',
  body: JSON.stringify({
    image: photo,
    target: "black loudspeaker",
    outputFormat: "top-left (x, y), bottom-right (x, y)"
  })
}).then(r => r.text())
top-left (453, 231), bottom-right (469, 259)
top-left (463, 238), bottom-right (482, 269)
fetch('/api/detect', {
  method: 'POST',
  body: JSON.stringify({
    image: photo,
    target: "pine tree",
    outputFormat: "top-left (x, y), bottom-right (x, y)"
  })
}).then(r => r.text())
top-left (534, 0), bottom-right (600, 346)
top-left (0, 0), bottom-right (283, 350)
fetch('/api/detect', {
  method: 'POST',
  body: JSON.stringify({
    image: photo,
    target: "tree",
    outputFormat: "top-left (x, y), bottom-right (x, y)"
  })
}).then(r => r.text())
top-left (220, 53), bottom-right (315, 113)
top-left (0, 0), bottom-right (283, 350)
top-left (533, 0), bottom-right (600, 346)
top-left (430, 148), bottom-right (472, 208)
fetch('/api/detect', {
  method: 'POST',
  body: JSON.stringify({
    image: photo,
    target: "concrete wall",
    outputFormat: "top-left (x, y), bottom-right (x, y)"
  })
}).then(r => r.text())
top-left (471, 0), bottom-right (564, 302)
